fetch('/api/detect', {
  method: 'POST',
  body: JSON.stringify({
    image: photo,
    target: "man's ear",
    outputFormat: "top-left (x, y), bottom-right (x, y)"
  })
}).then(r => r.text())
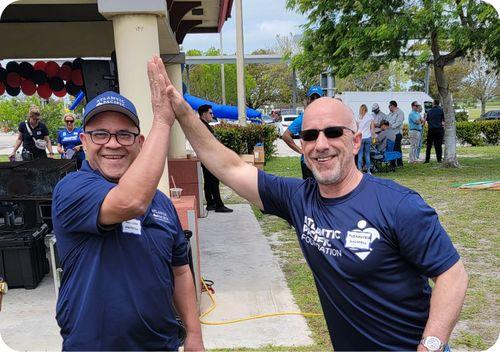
top-left (352, 132), bottom-right (362, 155)
top-left (138, 134), bottom-right (145, 147)
top-left (80, 132), bottom-right (88, 152)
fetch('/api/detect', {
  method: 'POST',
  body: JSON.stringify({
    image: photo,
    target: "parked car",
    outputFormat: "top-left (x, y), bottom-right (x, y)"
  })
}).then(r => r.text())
top-left (279, 114), bottom-right (299, 137)
top-left (259, 115), bottom-right (282, 136)
top-left (477, 110), bottom-right (500, 121)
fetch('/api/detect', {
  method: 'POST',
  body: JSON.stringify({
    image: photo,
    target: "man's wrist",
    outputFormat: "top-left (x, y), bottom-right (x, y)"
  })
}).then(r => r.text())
top-left (420, 336), bottom-right (445, 352)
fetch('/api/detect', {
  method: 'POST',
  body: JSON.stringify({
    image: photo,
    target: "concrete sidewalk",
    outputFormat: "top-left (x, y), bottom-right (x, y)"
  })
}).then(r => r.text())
top-left (0, 204), bottom-right (313, 350)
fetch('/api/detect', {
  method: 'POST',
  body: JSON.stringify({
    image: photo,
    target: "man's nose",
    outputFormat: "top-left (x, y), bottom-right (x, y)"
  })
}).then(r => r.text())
top-left (105, 134), bottom-right (122, 148)
top-left (314, 131), bottom-right (330, 151)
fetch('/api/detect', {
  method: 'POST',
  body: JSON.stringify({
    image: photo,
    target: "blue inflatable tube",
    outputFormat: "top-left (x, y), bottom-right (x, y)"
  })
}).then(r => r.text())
top-left (184, 93), bottom-right (262, 123)
top-left (69, 91), bottom-right (85, 111)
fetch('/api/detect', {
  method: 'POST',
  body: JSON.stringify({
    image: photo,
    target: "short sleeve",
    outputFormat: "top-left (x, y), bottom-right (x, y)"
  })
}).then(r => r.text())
top-left (170, 210), bottom-right (189, 267)
top-left (18, 122), bottom-right (25, 134)
top-left (57, 131), bottom-right (63, 144)
top-left (394, 193), bottom-right (460, 277)
top-left (41, 123), bottom-right (49, 137)
top-left (287, 114), bottom-right (303, 135)
top-left (258, 170), bottom-right (303, 223)
top-left (53, 173), bottom-right (117, 235)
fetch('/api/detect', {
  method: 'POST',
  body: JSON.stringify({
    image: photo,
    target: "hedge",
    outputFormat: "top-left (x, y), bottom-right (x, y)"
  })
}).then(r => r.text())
top-left (402, 120), bottom-right (499, 146)
top-left (214, 122), bottom-right (278, 161)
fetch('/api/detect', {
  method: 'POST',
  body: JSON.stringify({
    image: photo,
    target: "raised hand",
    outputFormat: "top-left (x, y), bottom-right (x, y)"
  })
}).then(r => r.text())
top-left (147, 56), bottom-right (175, 126)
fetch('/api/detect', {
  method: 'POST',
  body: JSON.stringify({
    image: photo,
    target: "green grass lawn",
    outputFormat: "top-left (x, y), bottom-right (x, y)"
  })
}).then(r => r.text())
top-left (249, 146), bottom-right (499, 351)
top-left (466, 101), bottom-right (500, 120)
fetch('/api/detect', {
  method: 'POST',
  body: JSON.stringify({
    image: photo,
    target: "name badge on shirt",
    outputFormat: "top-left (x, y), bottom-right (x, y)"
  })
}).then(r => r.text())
top-left (122, 219), bottom-right (142, 236)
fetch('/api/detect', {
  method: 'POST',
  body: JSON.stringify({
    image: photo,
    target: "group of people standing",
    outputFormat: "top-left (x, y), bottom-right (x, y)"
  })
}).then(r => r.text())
top-left (356, 99), bottom-right (446, 173)
top-left (8, 105), bottom-right (85, 168)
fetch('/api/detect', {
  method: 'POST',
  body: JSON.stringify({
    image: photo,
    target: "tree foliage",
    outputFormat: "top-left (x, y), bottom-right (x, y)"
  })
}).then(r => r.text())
top-left (287, 0), bottom-right (500, 166)
top-left (462, 53), bottom-right (499, 114)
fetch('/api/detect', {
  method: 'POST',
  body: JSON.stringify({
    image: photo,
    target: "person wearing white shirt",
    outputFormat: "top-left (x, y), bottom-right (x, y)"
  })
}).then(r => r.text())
top-left (357, 104), bottom-right (375, 173)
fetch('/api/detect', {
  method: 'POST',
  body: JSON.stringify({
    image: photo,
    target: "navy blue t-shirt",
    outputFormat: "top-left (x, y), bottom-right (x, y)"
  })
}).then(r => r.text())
top-left (426, 106), bottom-right (445, 129)
top-left (52, 161), bottom-right (189, 351)
top-left (258, 171), bottom-right (459, 351)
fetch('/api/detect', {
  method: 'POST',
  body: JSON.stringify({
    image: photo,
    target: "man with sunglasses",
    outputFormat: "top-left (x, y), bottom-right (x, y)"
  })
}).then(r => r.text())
top-left (282, 85), bottom-right (324, 179)
top-left (51, 57), bottom-right (203, 351)
top-left (164, 77), bottom-right (467, 351)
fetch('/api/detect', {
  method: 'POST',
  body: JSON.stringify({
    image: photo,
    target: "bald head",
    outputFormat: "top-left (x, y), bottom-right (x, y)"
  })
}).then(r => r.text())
top-left (303, 97), bottom-right (357, 131)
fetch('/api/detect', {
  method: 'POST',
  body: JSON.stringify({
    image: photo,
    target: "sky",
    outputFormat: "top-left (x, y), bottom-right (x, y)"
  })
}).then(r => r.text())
top-left (181, 0), bottom-right (308, 54)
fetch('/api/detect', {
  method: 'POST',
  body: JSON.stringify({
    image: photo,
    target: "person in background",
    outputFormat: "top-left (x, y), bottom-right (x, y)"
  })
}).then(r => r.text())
top-left (416, 104), bottom-right (425, 160)
top-left (408, 101), bottom-right (425, 163)
top-left (374, 119), bottom-right (396, 154)
top-left (425, 99), bottom-right (445, 163)
top-left (371, 103), bottom-right (387, 129)
top-left (198, 104), bottom-right (233, 213)
top-left (356, 104), bottom-right (375, 173)
top-left (386, 100), bottom-right (404, 167)
top-left (57, 113), bottom-right (85, 169)
top-left (282, 86), bottom-right (324, 179)
top-left (9, 105), bottom-right (53, 160)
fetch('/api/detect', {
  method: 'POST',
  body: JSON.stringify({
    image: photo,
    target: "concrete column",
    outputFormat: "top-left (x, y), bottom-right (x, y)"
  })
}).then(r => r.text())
top-left (220, 32), bottom-right (226, 105)
top-left (112, 14), bottom-right (170, 193)
top-left (165, 63), bottom-right (186, 159)
top-left (235, 0), bottom-right (246, 125)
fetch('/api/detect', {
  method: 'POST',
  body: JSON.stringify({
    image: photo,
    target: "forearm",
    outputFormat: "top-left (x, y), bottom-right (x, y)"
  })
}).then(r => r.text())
top-left (11, 138), bottom-right (22, 153)
top-left (45, 136), bottom-right (53, 154)
top-left (173, 266), bottom-right (203, 340)
top-left (420, 261), bottom-right (468, 348)
top-left (57, 144), bottom-right (64, 154)
top-left (115, 122), bottom-right (171, 210)
top-left (282, 130), bottom-right (302, 154)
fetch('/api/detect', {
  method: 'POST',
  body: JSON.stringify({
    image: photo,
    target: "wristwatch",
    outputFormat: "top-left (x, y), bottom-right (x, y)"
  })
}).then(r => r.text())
top-left (420, 336), bottom-right (444, 352)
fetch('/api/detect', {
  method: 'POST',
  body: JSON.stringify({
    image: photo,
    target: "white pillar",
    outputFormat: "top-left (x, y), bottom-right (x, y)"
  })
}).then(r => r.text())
top-left (112, 14), bottom-right (171, 193)
top-left (235, 0), bottom-right (246, 126)
top-left (165, 63), bottom-right (186, 159)
top-left (220, 32), bottom-right (226, 105)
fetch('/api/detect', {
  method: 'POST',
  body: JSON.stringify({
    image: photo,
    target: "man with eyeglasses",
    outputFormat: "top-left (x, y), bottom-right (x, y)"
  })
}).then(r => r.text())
top-left (51, 57), bottom-right (203, 351)
top-left (282, 86), bottom-right (324, 179)
top-left (197, 104), bottom-right (233, 213)
top-left (163, 78), bottom-right (467, 351)
top-left (9, 105), bottom-right (54, 160)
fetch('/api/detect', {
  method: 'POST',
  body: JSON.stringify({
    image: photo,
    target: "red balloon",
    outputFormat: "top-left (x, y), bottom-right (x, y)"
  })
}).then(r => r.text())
top-left (45, 61), bottom-right (60, 78)
top-left (6, 72), bottom-right (21, 87)
top-left (53, 87), bottom-right (67, 97)
top-left (58, 64), bottom-right (72, 81)
top-left (71, 69), bottom-right (83, 86)
top-left (0, 82), bottom-right (5, 95)
top-left (34, 61), bottom-right (46, 71)
top-left (21, 79), bottom-right (37, 96)
top-left (37, 83), bottom-right (52, 99)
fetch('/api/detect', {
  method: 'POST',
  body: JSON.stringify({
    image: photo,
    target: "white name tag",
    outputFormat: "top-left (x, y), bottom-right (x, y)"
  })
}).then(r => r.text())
top-left (122, 219), bottom-right (142, 235)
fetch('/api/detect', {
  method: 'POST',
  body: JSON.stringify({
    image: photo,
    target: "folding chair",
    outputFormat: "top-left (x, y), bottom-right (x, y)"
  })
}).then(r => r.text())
top-left (373, 140), bottom-right (402, 172)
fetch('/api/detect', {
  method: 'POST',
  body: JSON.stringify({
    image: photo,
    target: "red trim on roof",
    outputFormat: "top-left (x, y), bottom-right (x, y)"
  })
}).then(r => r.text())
top-left (217, 0), bottom-right (233, 32)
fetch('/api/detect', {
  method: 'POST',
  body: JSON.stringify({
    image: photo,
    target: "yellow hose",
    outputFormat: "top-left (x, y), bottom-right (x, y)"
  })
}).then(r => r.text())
top-left (199, 278), bottom-right (322, 326)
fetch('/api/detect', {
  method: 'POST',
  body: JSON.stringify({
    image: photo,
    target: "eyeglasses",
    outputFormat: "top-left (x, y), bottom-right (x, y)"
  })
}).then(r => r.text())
top-left (65, 120), bottom-right (74, 124)
top-left (300, 126), bottom-right (356, 141)
top-left (85, 130), bottom-right (139, 146)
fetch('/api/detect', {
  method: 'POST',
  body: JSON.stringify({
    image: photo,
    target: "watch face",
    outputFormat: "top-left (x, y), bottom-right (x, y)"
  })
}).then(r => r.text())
top-left (425, 336), bottom-right (442, 351)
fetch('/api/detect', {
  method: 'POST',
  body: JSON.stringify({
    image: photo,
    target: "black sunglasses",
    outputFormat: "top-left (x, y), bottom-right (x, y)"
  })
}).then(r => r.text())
top-left (300, 126), bottom-right (356, 141)
top-left (65, 120), bottom-right (74, 123)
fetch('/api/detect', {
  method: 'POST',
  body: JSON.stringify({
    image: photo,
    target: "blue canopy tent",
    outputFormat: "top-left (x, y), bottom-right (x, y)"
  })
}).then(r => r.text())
top-left (183, 93), bottom-right (262, 123)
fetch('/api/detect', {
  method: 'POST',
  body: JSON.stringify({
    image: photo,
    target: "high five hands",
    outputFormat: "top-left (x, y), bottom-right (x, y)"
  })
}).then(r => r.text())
top-left (147, 56), bottom-right (194, 125)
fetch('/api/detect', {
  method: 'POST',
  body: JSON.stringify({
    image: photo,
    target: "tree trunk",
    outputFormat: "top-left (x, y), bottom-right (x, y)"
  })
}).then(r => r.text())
top-left (433, 64), bottom-right (459, 167)
top-left (480, 99), bottom-right (486, 116)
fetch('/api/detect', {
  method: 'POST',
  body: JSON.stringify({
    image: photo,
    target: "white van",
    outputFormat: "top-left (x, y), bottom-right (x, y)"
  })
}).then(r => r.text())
top-left (336, 91), bottom-right (433, 121)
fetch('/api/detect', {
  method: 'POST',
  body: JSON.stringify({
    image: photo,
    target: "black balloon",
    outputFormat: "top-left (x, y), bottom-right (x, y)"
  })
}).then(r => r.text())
top-left (62, 61), bottom-right (73, 69)
top-left (0, 67), bottom-right (6, 82)
top-left (19, 61), bottom-right (34, 79)
top-left (49, 76), bottom-right (65, 91)
top-left (72, 58), bottom-right (83, 69)
top-left (32, 70), bottom-right (48, 84)
top-left (66, 81), bottom-right (80, 96)
top-left (6, 85), bottom-right (20, 96)
top-left (6, 61), bottom-right (20, 73)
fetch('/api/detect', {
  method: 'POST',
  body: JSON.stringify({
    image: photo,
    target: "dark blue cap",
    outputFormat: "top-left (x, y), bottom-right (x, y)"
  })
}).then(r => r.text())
top-left (307, 86), bottom-right (324, 98)
top-left (83, 91), bottom-right (139, 129)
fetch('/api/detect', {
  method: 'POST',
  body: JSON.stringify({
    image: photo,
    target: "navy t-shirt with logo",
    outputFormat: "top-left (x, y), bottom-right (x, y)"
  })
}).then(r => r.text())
top-left (52, 161), bottom-right (189, 351)
top-left (18, 121), bottom-right (49, 152)
top-left (258, 170), bottom-right (459, 351)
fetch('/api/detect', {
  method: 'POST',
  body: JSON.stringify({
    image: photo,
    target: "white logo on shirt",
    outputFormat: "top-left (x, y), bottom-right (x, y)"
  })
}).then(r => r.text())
top-left (151, 209), bottom-right (170, 224)
top-left (301, 216), bottom-right (342, 257)
top-left (345, 220), bottom-right (380, 260)
top-left (122, 219), bottom-right (142, 235)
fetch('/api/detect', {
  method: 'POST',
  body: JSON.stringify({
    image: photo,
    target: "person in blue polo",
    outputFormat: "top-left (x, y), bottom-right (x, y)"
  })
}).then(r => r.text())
top-left (51, 57), bottom-right (204, 351)
top-left (282, 86), bottom-right (324, 179)
top-left (56, 113), bottom-right (85, 169)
